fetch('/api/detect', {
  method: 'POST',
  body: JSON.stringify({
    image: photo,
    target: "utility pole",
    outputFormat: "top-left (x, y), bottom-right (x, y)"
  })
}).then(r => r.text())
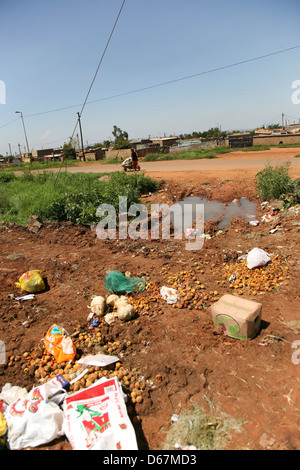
top-left (8, 143), bottom-right (12, 156)
top-left (15, 111), bottom-right (31, 165)
top-left (18, 143), bottom-right (22, 159)
top-left (282, 113), bottom-right (285, 129)
top-left (77, 112), bottom-right (85, 161)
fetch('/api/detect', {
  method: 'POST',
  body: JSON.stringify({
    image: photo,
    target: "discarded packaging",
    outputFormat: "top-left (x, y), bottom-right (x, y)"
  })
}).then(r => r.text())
top-left (78, 354), bottom-right (119, 368)
top-left (0, 383), bottom-right (28, 405)
top-left (63, 377), bottom-right (138, 450)
top-left (0, 408), bottom-right (7, 450)
top-left (160, 286), bottom-right (178, 304)
top-left (184, 228), bottom-right (199, 239)
top-left (3, 380), bottom-right (65, 450)
top-left (105, 270), bottom-right (145, 294)
top-left (0, 410), bottom-right (7, 437)
top-left (14, 294), bottom-right (35, 301)
top-left (43, 324), bottom-right (76, 364)
top-left (15, 270), bottom-right (45, 293)
top-left (211, 294), bottom-right (262, 340)
top-left (246, 248), bottom-right (270, 269)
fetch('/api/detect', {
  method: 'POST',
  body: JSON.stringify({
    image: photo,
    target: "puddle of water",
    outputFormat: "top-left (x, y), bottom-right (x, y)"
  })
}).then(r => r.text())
top-left (171, 196), bottom-right (257, 229)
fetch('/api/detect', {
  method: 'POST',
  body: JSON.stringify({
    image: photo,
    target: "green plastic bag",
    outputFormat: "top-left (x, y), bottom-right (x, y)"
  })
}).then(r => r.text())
top-left (105, 270), bottom-right (145, 294)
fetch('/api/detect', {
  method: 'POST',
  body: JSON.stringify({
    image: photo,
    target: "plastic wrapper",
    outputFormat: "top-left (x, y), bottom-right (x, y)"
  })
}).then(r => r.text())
top-left (3, 380), bottom-right (65, 450)
top-left (246, 248), bottom-right (271, 269)
top-left (43, 324), bottom-right (76, 364)
top-left (105, 270), bottom-right (145, 294)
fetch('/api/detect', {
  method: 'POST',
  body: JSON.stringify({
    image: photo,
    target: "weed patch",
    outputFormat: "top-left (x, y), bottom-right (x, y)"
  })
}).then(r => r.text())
top-left (0, 170), bottom-right (161, 225)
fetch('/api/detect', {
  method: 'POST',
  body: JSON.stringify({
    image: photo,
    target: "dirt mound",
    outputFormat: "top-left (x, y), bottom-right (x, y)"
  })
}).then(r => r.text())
top-left (0, 176), bottom-right (299, 450)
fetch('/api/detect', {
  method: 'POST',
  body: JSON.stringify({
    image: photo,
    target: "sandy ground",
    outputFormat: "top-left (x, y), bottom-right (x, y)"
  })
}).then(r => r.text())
top-left (1, 146), bottom-right (300, 451)
top-left (69, 147), bottom-right (300, 181)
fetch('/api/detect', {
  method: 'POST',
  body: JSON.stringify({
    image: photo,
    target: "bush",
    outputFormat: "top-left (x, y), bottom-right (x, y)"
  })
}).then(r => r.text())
top-left (38, 171), bottom-right (161, 225)
top-left (255, 162), bottom-right (293, 200)
top-left (0, 171), bottom-right (17, 183)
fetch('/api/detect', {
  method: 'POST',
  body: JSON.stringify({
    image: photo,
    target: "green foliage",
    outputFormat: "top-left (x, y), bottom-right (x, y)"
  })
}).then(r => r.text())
top-left (143, 147), bottom-right (220, 162)
top-left (255, 162), bottom-right (293, 201)
top-left (0, 170), bottom-right (161, 226)
top-left (62, 142), bottom-right (76, 159)
top-left (0, 171), bottom-right (17, 183)
top-left (178, 127), bottom-right (227, 140)
top-left (112, 125), bottom-right (131, 150)
top-left (281, 178), bottom-right (300, 208)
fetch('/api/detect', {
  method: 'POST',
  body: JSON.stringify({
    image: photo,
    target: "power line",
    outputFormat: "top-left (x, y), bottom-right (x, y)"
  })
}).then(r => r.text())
top-left (1, 43), bottom-right (299, 132)
top-left (11, 43), bottom-right (300, 123)
top-left (70, 0), bottom-right (126, 140)
top-left (0, 117), bottom-right (20, 129)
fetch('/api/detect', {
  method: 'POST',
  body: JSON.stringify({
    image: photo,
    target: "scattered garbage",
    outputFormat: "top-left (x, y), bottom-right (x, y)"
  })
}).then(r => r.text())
top-left (184, 228), bottom-right (199, 239)
top-left (77, 353), bottom-right (119, 368)
top-left (0, 383), bottom-right (28, 405)
top-left (3, 379), bottom-right (66, 450)
top-left (211, 294), bottom-right (262, 340)
top-left (246, 248), bottom-right (270, 270)
top-left (174, 443), bottom-right (197, 450)
top-left (15, 270), bottom-right (45, 294)
top-left (14, 294), bottom-right (35, 301)
top-left (63, 377), bottom-right (138, 450)
top-left (0, 402), bottom-right (7, 450)
top-left (261, 211), bottom-right (276, 222)
top-left (160, 286), bottom-right (178, 305)
top-left (43, 324), bottom-right (76, 364)
top-left (105, 270), bottom-right (145, 294)
top-left (249, 220), bottom-right (259, 226)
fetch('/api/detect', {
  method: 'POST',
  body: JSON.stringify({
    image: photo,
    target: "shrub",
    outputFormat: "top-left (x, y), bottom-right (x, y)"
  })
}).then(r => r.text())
top-left (0, 171), bottom-right (17, 183)
top-left (255, 162), bottom-right (293, 200)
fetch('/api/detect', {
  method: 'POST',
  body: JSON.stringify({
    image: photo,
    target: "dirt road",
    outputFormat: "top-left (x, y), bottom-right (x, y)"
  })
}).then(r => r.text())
top-left (53, 147), bottom-right (300, 182)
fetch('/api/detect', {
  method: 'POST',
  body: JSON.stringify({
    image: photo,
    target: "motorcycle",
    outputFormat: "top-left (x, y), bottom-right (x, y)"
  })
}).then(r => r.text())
top-left (122, 157), bottom-right (140, 172)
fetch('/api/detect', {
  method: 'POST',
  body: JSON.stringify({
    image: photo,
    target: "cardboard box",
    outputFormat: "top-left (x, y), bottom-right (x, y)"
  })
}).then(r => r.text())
top-left (211, 294), bottom-right (262, 340)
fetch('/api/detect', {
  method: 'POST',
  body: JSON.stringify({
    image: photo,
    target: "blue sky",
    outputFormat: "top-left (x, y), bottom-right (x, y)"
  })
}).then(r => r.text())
top-left (0, 0), bottom-right (300, 156)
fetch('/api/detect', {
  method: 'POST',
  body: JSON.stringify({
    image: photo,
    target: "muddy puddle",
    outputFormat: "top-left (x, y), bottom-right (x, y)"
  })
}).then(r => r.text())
top-left (171, 196), bottom-right (257, 229)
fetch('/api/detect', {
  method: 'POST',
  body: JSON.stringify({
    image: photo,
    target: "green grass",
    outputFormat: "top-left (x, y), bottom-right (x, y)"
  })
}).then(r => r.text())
top-left (143, 147), bottom-right (222, 162)
top-left (4, 159), bottom-right (76, 172)
top-left (0, 170), bottom-right (161, 226)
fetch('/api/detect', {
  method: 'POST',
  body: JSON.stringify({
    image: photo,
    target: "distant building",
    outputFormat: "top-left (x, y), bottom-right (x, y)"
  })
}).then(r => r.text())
top-left (31, 148), bottom-right (63, 161)
top-left (150, 136), bottom-right (178, 148)
top-left (79, 147), bottom-right (104, 161)
top-left (225, 133), bottom-right (253, 148)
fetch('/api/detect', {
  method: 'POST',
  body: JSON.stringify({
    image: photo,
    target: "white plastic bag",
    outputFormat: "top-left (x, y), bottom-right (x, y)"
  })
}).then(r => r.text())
top-left (63, 377), bottom-right (138, 450)
top-left (247, 248), bottom-right (270, 269)
top-left (4, 380), bottom-right (65, 449)
top-left (160, 286), bottom-right (178, 304)
top-left (0, 383), bottom-right (28, 405)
